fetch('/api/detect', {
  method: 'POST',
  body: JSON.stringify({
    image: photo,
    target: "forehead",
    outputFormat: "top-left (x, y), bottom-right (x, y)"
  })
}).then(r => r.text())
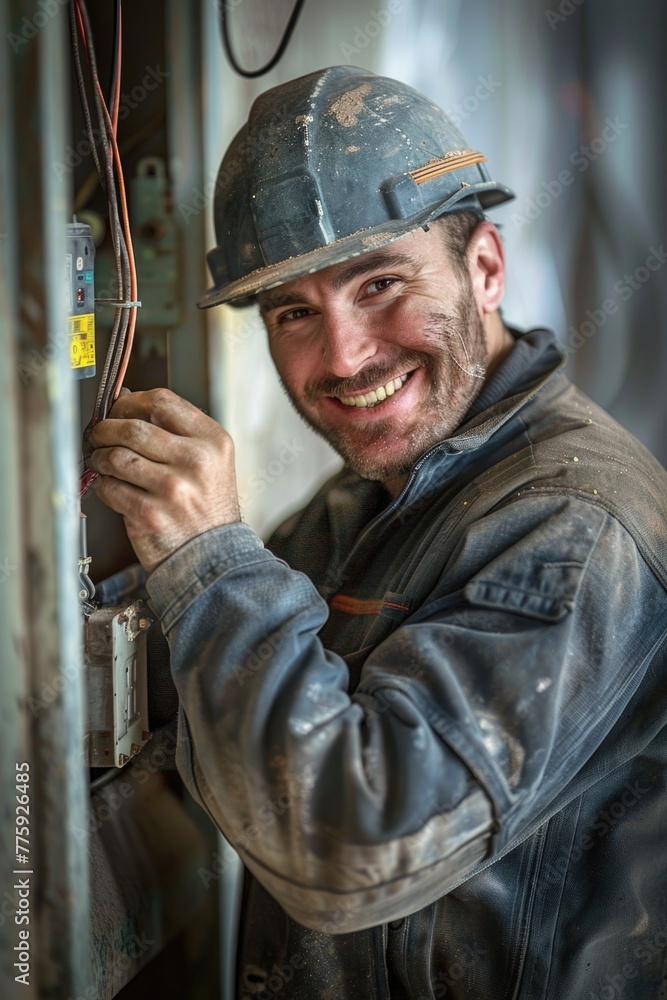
top-left (256, 235), bottom-right (438, 315)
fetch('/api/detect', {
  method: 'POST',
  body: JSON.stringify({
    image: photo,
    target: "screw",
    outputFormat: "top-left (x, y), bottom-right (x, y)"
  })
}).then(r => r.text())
top-left (131, 743), bottom-right (141, 756)
top-left (142, 731), bottom-right (151, 741)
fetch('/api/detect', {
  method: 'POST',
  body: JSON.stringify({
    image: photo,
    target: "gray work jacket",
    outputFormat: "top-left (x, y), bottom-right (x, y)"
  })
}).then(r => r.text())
top-left (147, 328), bottom-right (667, 999)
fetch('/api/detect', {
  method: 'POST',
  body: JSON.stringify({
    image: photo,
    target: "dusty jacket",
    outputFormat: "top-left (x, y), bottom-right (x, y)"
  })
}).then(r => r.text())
top-left (147, 329), bottom-right (667, 999)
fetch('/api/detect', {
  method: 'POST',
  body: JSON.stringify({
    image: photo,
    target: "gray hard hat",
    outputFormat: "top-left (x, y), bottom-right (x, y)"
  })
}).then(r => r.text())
top-left (198, 65), bottom-right (514, 310)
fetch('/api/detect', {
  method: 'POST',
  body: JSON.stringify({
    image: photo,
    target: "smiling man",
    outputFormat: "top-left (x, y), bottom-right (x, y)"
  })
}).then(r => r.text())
top-left (89, 68), bottom-right (667, 1000)
top-left (259, 223), bottom-right (514, 497)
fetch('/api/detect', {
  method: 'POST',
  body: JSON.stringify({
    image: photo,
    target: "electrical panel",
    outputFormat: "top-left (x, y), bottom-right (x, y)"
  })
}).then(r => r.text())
top-left (65, 221), bottom-right (96, 380)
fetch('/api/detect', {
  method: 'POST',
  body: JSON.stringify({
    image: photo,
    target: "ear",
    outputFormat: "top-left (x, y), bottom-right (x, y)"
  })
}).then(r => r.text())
top-left (466, 221), bottom-right (505, 315)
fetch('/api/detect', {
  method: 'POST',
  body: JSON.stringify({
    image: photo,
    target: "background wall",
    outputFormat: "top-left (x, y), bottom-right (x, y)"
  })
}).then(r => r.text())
top-left (200, 0), bottom-right (667, 539)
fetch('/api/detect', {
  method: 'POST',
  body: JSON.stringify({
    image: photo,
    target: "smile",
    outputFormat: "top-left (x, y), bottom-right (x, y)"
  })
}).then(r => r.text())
top-left (335, 372), bottom-right (412, 409)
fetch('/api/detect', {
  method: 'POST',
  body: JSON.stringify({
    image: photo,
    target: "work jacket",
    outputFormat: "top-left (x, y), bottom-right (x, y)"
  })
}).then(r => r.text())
top-left (147, 328), bottom-right (667, 999)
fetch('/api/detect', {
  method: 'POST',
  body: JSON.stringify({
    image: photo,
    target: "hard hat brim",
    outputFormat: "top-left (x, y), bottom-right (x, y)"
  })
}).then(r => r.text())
top-left (197, 181), bottom-right (515, 311)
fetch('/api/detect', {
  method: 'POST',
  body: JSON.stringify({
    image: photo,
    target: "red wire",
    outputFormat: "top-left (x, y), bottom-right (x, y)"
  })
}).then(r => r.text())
top-left (79, 468), bottom-right (99, 498)
top-left (75, 3), bottom-right (86, 52)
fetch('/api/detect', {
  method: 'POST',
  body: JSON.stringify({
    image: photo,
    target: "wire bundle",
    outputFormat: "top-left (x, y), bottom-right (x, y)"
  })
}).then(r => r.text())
top-left (69, 0), bottom-right (138, 497)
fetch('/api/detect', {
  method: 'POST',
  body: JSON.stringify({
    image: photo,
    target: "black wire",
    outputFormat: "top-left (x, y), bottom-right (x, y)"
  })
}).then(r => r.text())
top-left (108, 0), bottom-right (121, 115)
top-left (68, 0), bottom-right (106, 190)
top-left (89, 767), bottom-right (121, 792)
top-left (219, 0), bottom-right (307, 78)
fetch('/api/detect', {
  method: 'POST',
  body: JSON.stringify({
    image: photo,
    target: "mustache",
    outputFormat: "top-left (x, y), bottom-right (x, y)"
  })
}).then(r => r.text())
top-left (306, 351), bottom-right (431, 400)
top-left (305, 310), bottom-right (473, 400)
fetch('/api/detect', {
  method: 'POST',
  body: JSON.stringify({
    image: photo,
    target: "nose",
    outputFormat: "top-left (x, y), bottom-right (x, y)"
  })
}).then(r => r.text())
top-left (320, 309), bottom-right (378, 377)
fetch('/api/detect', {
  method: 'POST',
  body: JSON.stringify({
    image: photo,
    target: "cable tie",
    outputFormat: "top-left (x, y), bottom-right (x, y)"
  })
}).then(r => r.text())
top-left (95, 298), bottom-right (142, 308)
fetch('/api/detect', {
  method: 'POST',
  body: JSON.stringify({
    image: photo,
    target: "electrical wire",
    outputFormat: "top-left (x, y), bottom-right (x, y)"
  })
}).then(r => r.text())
top-left (109, 0), bottom-right (121, 134)
top-left (68, 0), bottom-right (106, 189)
top-left (69, 0), bottom-right (124, 430)
top-left (73, 109), bottom-right (166, 213)
top-left (68, 0), bottom-right (139, 498)
top-left (219, 0), bottom-right (307, 78)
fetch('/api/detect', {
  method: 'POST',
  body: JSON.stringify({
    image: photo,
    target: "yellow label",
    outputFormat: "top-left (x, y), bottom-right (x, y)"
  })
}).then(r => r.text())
top-left (67, 313), bottom-right (96, 370)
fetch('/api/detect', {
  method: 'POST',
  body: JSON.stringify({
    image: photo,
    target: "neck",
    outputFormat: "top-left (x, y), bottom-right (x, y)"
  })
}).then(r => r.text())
top-left (484, 311), bottom-right (515, 378)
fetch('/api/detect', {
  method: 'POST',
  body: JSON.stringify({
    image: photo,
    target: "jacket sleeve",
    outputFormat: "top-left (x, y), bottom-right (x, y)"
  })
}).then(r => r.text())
top-left (145, 495), bottom-right (667, 932)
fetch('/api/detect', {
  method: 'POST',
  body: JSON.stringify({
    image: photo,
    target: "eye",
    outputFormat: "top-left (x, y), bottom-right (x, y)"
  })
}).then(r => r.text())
top-left (365, 276), bottom-right (399, 296)
top-left (279, 306), bottom-right (313, 323)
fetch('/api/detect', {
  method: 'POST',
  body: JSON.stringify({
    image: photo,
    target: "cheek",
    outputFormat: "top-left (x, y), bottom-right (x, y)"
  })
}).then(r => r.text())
top-left (380, 299), bottom-right (442, 350)
top-left (270, 343), bottom-right (313, 397)
top-left (383, 296), bottom-right (438, 347)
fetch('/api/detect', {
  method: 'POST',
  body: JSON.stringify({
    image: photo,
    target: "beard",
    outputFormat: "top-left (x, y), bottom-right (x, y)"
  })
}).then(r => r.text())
top-left (277, 278), bottom-right (489, 484)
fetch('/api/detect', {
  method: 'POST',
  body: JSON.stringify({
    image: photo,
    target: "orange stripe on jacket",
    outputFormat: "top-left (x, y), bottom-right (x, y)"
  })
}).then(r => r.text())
top-left (329, 596), bottom-right (410, 615)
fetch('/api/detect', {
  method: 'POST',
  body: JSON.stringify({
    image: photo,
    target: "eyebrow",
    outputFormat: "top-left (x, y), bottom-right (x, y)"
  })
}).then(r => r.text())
top-left (330, 251), bottom-right (416, 290)
top-left (258, 249), bottom-right (417, 315)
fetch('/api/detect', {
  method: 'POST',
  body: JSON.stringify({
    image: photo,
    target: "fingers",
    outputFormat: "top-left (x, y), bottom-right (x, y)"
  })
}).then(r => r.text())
top-left (107, 387), bottom-right (213, 437)
top-left (92, 473), bottom-right (148, 518)
top-left (89, 417), bottom-right (176, 464)
top-left (88, 446), bottom-right (169, 493)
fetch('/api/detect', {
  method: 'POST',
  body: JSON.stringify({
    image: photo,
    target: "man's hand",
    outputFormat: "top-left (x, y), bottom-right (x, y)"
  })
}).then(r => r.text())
top-left (88, 388), bottom-right (241, 573)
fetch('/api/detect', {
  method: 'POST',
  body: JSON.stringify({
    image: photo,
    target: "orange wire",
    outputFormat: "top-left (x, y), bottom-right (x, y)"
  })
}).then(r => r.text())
top-left (92, 78), bottom-right (138, 397)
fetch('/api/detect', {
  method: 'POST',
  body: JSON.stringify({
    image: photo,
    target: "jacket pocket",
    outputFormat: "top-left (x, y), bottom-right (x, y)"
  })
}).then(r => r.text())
top-left (463, 558), bottom-right (586, 623)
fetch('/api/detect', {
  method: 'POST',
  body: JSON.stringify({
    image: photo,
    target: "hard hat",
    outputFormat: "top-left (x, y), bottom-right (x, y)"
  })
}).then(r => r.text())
top-left (198, 65), bottom-right (514, 310)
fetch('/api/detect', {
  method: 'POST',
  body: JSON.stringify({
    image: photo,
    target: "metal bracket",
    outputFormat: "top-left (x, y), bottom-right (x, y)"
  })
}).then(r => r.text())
top-left (84, 601), bottom-right (152, 767)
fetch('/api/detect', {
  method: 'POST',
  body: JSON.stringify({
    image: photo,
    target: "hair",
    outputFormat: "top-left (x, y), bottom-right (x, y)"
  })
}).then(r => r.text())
top-left (432, 210), bottom-right (485, 273)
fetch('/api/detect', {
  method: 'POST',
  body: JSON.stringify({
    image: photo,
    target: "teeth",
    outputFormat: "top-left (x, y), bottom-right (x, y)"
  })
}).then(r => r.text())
top-left (338, 372), bottom-right (410, 408)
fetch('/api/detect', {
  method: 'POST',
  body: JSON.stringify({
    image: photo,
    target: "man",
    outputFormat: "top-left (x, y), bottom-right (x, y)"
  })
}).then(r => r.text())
top-left (89, 67), bottom-right (667, 999)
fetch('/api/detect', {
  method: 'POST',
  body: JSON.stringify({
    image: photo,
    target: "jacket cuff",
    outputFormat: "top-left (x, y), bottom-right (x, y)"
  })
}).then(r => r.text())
top-left (146, 522), bottom-right (269, 631)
